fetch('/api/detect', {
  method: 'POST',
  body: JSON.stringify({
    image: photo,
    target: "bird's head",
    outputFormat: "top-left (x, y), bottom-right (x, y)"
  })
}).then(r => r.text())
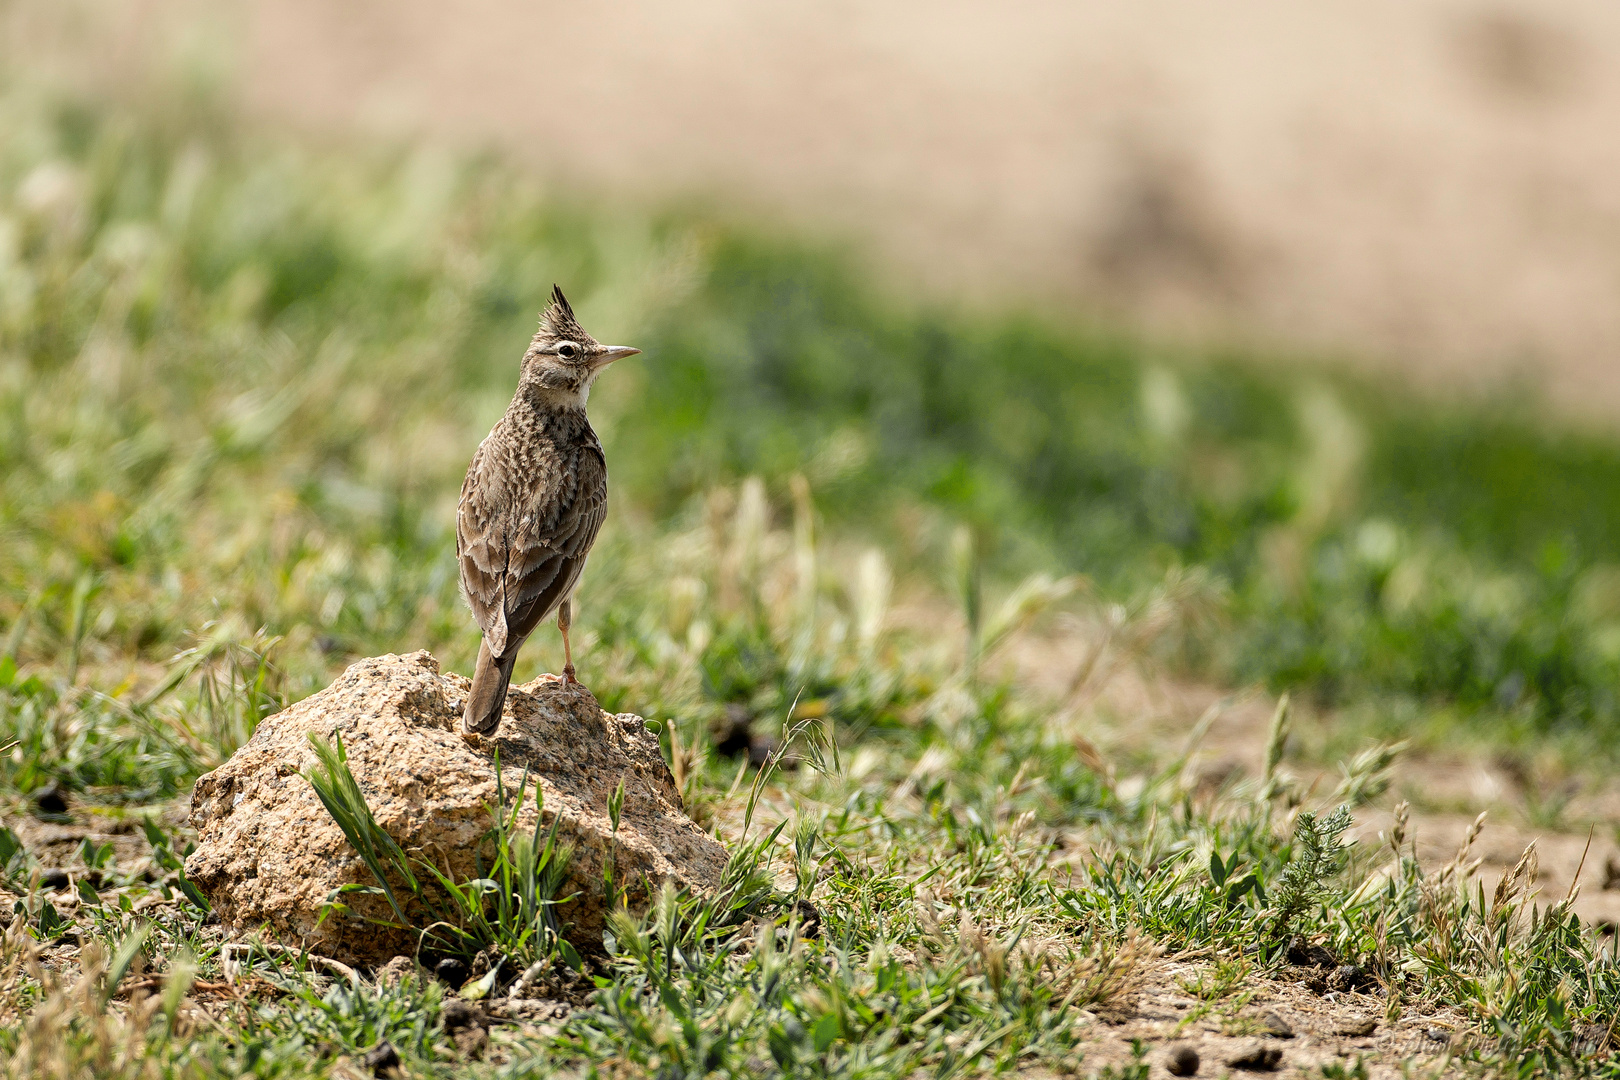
top-left (519, 284), bottom-right (641, 404)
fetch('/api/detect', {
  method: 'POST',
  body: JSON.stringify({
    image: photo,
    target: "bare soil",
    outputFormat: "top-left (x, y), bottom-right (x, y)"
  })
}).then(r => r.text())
top-left (1060, 955), bottom-right (1472, 1080)
top-left (997, 614), bottom-right (1620, 932)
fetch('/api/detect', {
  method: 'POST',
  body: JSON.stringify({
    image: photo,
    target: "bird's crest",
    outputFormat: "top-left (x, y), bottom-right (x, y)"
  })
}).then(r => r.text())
top-left (538, 284), bottom-right (588, 343)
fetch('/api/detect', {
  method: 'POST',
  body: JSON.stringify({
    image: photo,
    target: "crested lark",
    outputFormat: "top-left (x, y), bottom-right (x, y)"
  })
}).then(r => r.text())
top-left (456, 285), bottom-right (640, 735)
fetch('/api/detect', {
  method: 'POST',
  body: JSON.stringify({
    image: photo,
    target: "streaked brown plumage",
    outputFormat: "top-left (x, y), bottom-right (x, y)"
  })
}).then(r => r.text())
top-left (456, 285), bottom-right (640, 734)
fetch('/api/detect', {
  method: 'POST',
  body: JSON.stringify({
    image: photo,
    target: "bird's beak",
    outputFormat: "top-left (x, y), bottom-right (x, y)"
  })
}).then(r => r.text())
top-left (594, 345), bottom-right (641, 368)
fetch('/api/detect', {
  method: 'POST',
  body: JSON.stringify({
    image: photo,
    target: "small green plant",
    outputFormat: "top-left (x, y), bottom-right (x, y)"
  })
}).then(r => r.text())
top-left (1331, 740), bottom-right (1407, 808)
top-left (302, 732), bottom-right (578, 982)
top-left (1321, 1057), bottom-right (1369, 1080)
top-left (1208, 848), bottom-right (1264, 908)
top-left (303, 732), bottom-right (420, 928)
top-left (140, 818), bottom-right (210, 911)
top-left (1177, 955), bottom-right (1251, 1002)
top-left (422, 758), bottom-right (580, 977)
top-left (0, 826), bottom-right (29, 887)
top-left (31, 897), bottom-right (70, 941)
top-left (602, 776), bottom-right (626, 909)
top-left (1092, 1040), bottom-right (1151, 1080)
top-left (100, 925), bottom-right (152, 1006)
top-left (75, 837), bottom-right (114, 873)
top-left (1271, 805), bottom-right (1354, 941)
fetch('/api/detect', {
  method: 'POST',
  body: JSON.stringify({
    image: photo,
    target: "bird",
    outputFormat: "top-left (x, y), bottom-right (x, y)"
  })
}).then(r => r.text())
top-left (455, 285), bottom-right (640, 735)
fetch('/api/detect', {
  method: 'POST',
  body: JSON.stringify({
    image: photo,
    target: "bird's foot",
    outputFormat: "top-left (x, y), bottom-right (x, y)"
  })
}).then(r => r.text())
top-left (562, 663), bottom-right (578, 686)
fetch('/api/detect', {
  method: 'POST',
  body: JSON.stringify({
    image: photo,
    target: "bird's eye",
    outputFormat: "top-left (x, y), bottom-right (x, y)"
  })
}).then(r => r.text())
top-left (555, 342), bottom-right (579, 360)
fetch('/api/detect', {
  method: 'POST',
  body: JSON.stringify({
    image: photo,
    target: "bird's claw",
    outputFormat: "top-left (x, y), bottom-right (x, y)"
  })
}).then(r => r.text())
top-left (562, 664), bottom-right (578, 686)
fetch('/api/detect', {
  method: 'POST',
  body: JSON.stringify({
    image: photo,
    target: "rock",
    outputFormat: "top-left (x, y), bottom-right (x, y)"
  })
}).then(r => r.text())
top-left (1165, 1043), bottom-right (1200, 1075)
top-left (1225, 1040), bottom-right (1283, 1071)
top-left (1257, 1009), bottom-right (1294, 1038)
top-left (1335, 1015), bottom-right (1378, 1037)
top-left (186, 652), bottom-right (728, 966)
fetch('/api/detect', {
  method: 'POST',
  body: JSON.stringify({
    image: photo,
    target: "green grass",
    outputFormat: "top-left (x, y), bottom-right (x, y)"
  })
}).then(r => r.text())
top-left (7, 80), bottom-right (1620, 751)
top-left (303, 731), bottom-right (583, 977)
top-left (1, 74), bottom-right (1620, 1078)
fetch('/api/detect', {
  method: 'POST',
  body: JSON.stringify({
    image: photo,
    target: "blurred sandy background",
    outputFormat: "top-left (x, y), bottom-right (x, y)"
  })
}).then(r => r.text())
top-left (10, 0), bottom-right (1620, 417)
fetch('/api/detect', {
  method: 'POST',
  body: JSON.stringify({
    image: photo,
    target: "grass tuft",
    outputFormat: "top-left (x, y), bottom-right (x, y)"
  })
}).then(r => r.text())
top-left (2, 69), bottom-right (1620, 1079)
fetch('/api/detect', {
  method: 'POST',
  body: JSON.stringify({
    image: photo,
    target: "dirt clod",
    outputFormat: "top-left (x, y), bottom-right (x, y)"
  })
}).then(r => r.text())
top-left (1336, 1015), bottom-right (1378, 1037)
top-left (374, 956), bottom-right (416, 986)
top-left (795, 898), bottom-right (823, 939)
top-left (362, 1040), bottom-right (400, 1077)
top-left (1257, 1010), bottom-right (1294, 1038)
top-left (434, 957), bottom-right (471, 988)
top-left (1225, 1040), bottom-right (1283, 1071)
top-left (31, 785), bottom-right (68, 818)
top-left (1164, 1043), bottom-right (1200, 1075)
top-left (442, 998), bottom-right (488, 1057)
top-left (441, 999), bottom-right (483, 1033)
top-left (1328, 964), bottom-right (1366, 993)
top-left (1286, 936), bottom-right (1337, 968)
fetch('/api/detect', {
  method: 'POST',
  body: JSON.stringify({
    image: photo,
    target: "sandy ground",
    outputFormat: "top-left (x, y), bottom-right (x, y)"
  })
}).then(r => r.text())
top-left (994, 615), bottom-right (1620, 934)
top-left (10, 0), bottom-right (1620, 420)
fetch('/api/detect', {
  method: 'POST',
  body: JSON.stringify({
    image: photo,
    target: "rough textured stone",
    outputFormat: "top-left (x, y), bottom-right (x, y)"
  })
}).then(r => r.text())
top-left (186, 651), bottom-right (727, 965)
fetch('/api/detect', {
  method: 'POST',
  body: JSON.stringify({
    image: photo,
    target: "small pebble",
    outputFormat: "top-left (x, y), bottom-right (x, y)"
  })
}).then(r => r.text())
top-left (1165, 1043), bottom-right (1200, 1076)
top-left (1258, 1009), bottom-right (1294, 1038)
top-left (1336, 1015), bottom-right (1378, 1037)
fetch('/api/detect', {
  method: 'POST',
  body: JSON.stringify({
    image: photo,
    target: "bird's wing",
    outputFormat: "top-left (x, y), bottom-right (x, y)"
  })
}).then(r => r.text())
top-left (457, 437), bottom-right (511, 655)
top-left (502, 440), bottom-right (609, 645)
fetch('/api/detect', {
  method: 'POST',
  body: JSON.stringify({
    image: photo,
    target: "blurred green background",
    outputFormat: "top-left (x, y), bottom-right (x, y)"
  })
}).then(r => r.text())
top-left (7, 72), bottom-right (1620, 801)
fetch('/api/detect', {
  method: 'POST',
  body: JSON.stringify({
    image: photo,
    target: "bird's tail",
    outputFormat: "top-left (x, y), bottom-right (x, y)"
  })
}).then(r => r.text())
top-left (463, 639), bottom-right (518, 735)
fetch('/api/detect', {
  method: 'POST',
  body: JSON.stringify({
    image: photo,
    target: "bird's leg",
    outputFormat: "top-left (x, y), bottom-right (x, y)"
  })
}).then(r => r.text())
top-left (558, 599), bottom-right (577, 685)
